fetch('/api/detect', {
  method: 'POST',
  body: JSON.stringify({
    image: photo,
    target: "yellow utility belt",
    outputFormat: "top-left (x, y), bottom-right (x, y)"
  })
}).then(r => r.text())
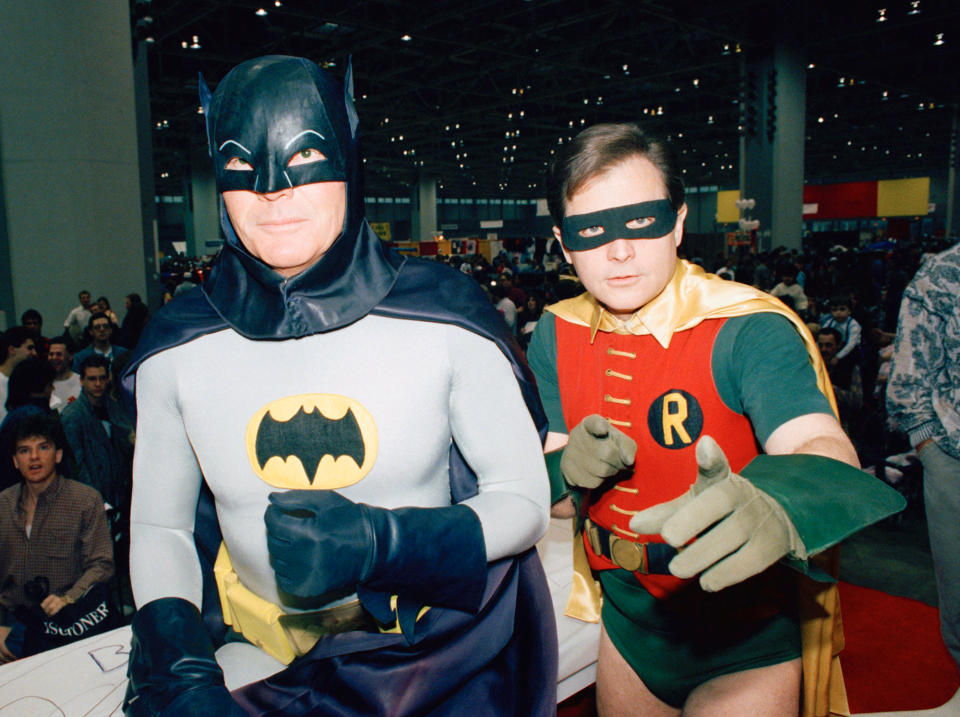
top-left (213, 543), bottom-right (428, 664)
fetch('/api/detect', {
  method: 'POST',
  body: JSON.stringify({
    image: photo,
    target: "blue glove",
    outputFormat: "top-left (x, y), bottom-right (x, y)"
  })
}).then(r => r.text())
top-left (265, 490), bottom-right (487, 614)
top-left (124, 597), bottom-right (245, 717)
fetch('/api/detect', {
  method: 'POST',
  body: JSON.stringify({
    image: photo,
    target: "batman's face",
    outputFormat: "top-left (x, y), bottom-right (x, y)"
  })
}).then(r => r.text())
top-left (222, 179), bottom-right (346, 277)
top-left (207, 57), bottom-right (351, 195)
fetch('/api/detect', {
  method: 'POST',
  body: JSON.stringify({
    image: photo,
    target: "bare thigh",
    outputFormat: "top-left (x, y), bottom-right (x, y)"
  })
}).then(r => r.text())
top-left (596, 624), bottom-right (680, 717)
top-left (683, 657), bottom-right (801, 717)
top-left (595, 624), bottom-right (801, 717)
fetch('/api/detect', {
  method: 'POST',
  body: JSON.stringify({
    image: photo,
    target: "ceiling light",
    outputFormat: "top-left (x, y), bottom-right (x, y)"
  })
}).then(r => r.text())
top-left (400, 34), bottom-right (412, 42)
top-left (934, 33), bottom-right (945, 46)
top-left (908, 1), bottom-right (921, 15)
top-left (876, 8), bottom-right (887, 22)
top-left (256, 8), bottom-right (267, 16)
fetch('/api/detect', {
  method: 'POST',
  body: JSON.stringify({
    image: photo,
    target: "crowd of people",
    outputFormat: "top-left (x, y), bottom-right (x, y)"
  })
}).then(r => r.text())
top-left (0, 54), bottom-right (953, 716)
top-left (0, 292), bottom-right (147, 661)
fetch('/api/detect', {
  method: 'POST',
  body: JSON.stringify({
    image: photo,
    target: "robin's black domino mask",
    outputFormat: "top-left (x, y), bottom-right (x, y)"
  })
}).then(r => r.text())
top-left (561, 199), bottom-right (678, 251)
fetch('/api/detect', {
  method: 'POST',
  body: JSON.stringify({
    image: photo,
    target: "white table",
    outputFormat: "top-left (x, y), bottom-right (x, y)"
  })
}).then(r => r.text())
top-left (0, 518), bottom-right (600, 715)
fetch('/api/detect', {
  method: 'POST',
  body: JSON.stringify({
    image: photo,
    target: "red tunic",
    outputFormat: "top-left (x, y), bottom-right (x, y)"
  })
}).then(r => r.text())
top-left (555, 316), bottom-right (759, 598)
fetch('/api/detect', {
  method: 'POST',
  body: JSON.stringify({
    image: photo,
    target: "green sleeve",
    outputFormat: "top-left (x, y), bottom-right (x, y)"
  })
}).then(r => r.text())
top-left (527, 313), bottom-right (568, 435)
top-left (741, 453), bottom-right (905, 579)
top-left (544, 449), bottom-right (569, 505)
top-left (712, 313), bottom-right (832, 445)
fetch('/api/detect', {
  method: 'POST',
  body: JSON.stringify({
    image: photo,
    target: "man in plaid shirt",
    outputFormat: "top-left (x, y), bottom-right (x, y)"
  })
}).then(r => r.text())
top-left (0, 413), bottom-right (113, 662)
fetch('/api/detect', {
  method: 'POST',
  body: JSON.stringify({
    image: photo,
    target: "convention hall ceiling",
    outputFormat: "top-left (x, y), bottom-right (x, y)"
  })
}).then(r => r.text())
top-left (134, 0), bottom-right (960, 199)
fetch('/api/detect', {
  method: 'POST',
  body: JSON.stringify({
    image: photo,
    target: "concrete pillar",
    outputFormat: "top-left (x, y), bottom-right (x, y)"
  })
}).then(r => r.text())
top-left (411, 174), bottom-right (437, 242)
top-left (739, 13), bottom-right (806, 252)
top-left (186, 153), bottom-right (220, 258)
top-left (0, 1), bottom-right (147, 326)
top-left (133, 42), bottom-right (162, 310)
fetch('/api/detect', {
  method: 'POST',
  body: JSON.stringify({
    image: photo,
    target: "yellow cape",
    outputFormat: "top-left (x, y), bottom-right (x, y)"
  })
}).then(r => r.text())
top-left (549, 259), bottom-right (849, 716)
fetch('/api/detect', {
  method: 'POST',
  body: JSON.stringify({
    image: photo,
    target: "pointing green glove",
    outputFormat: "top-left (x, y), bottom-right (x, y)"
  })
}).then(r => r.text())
top-left (629, 435), bottom-right (805, 592)
top-left (561, 414), bottom-right (638, 489)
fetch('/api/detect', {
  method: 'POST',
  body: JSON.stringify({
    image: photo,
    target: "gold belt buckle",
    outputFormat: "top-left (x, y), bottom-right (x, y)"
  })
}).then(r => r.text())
top-left (585, 519), bottom-right (603, 556)
top-left (609, 535), bottom-right (647, 573)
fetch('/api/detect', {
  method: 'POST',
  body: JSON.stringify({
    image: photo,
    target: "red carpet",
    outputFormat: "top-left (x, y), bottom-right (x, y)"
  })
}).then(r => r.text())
top-left (558, 583), bottom-right (959, 715)
top-left (839, 581), bottom-right (959, 713)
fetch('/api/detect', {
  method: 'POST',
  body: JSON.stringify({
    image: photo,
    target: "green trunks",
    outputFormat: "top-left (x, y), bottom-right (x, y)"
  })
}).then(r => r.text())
top-left (600, 569), bottom-right (801, 708)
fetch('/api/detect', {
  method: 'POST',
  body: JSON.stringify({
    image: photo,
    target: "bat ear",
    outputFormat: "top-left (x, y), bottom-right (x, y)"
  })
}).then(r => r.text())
top-left (199, 72), bottom-right (215, 157)
top-left (344, 56), bottom-right (359, 139)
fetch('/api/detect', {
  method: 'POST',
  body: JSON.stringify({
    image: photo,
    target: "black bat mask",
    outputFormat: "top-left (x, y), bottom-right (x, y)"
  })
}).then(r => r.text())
top-left (197, 56), bottom-right (403, 340)
top-left (202, 56), bottom-right (354, 194)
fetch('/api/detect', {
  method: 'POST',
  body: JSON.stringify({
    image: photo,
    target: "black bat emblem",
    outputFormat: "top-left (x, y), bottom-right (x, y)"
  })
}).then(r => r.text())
top-left (255, 406), bottom-right (365, 483)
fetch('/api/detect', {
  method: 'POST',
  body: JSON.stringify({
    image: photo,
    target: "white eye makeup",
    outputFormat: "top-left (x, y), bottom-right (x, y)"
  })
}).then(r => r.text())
top-left (287, 148), bottom-right (327, 166)
top-left (578, 225), bottom-right (605, 238)
top-left (577, 217), bottom-right (655, 239)
top-left (225, 157), bottom-right (254, 171)
top-left (625, 217), bottom-right (655, 230)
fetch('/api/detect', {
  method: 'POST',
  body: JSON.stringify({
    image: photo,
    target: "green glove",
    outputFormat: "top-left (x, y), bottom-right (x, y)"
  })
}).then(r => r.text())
top-left (629, 435), bottom-right (805, 592)
top-left (561, 414), bottom-right (637, 489)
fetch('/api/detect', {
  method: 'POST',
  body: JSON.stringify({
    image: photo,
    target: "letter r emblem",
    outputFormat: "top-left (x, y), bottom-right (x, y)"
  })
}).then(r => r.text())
top-left (661, 392), bottom-right (692, 445)
top-left (647, 388), bottom-right (703, 450)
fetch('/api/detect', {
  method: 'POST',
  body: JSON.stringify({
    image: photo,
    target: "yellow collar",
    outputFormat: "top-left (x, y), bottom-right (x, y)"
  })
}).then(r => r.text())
top-left (550, 260), bottom-right (787, 346)
top-left (546, 259), bottom-right (837, 414)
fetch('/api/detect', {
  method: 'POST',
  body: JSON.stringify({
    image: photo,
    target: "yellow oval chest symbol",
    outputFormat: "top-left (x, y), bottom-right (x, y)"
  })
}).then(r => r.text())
top-left (245, 393), bottom-right (377, 489)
